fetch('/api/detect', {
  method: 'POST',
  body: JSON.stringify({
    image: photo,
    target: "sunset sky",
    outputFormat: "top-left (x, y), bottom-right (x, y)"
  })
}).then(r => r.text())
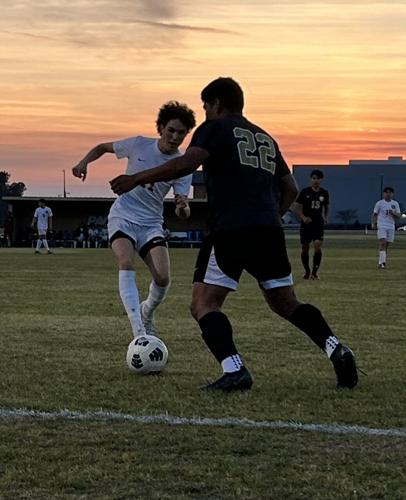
top-left (1, 0), bottom-right (405, 197)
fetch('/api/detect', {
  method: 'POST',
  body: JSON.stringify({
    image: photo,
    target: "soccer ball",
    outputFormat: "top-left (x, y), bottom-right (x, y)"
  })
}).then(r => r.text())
top-left (126, 335), bottom-right (168, 375)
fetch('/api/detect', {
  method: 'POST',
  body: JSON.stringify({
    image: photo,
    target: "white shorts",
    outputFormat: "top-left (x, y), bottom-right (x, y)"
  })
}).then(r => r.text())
top-left (37, 227), bottom-right (48, 236)
top-left (377, 227), bottom-right (395, 242)
top-left (107, 217), bottom-right (165, 256)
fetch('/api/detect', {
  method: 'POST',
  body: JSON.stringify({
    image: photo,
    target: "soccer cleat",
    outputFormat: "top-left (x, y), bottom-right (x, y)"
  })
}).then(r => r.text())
top-left (311, 273), bottom-right (319, 280)
top-left (47, 250), bottom-right (53, 254)
top-left (201, 366), bottom-right (253, 392)
top-left (140, 301), bottom-right (157, 336)
top-left (330, 344), bottom-right (358, 388)
top-left (34, 250), bottom-right (40, 254)
top-left (303, 272), bottom-right (311, 280)
top-left (379, 263), bottom-right (386, 269)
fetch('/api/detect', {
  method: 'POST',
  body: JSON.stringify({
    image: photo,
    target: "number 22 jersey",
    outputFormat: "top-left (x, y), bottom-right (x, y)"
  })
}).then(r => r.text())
top-left (188, 115), bottom-right (290, 232)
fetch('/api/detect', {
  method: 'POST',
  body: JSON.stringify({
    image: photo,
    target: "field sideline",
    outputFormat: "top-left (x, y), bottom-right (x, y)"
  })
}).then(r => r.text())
top-left (1, 233), bottom-right (405, 499)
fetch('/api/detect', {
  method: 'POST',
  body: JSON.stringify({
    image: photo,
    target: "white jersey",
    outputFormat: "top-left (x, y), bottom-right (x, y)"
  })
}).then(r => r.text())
top-left (34, 206), bottom-right (53, 230)
top-left (373, 199), bottom-right (400, 229)
top-left (109, 136), bottom-right (192, 225)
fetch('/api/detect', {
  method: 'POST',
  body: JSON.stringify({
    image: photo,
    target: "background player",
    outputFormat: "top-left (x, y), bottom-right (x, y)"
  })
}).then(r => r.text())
top-left (72, 101), bottom-right (196, 338)
top-left (293, 170), bottom-right (329, 279)
top-left (31, 198), bottom-right (53, 254)
top-left (371, 187), bottom-right (401, 268)
top-left (109, 77), bottom-right (358, 392)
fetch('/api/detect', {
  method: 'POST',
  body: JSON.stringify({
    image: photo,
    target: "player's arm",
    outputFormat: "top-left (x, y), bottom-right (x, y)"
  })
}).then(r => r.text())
top-left (371, 212), bottom-right (378, 229)
top-left (31, 216), bottom-right (37, 228)
top-left (292, 196), bottom-right (312, 224)
top-left (174, 194), bottom-right (191, 219)
top-left (323, 204), bottom-right (329, 224)
top-left (110, 147), bottom-right (208, 195)
top-left (48, 216), bottom-right (53, 231)
top-left (72, 142), bottom-right (115, 182)
top-left (279, 173), bottom-right (299, 217)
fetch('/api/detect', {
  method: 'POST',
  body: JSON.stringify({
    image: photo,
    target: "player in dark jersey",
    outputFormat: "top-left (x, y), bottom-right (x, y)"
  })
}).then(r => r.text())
top-left (294, 170), bottom-right (329, 279)
top-left (110, 77), bottom-right (357, 392)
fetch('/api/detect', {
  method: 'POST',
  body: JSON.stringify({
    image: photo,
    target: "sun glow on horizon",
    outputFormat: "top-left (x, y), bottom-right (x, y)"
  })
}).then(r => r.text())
top-left (1, 0), bottom-right (405, 196)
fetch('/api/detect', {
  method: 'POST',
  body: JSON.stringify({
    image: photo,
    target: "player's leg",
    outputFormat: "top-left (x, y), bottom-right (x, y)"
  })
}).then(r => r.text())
top-left (111, 235), bottom-right (146, 338)
top-left (311, 239), bottom-right (323, 279)
top-left (262, 285), bottom-right (357, 388)
top-left (251, 226), bottom-right (357, 388)
top-left (300, 226), bottom-right (311, 278)
top-left (35, 231), bottom-right (44, 253)
top-left (377, 230), bottom-right (387, 268)
top-left (41, 231), bottom-right (52, 254)
top-left (384, 228), bottom-right (395, 266)
top-left (141, 243), bottom-right (171, 336)
top-left (191, 236), bottom-right (252, 391)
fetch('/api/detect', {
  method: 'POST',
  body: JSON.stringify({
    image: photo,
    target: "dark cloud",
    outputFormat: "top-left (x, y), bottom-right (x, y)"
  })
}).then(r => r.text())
top-left (129, 19), bottom-right (242, 36)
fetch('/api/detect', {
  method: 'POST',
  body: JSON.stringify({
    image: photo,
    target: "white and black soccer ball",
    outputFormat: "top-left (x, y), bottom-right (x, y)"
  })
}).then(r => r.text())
top-left (126, 335), bottom-right (168, 375)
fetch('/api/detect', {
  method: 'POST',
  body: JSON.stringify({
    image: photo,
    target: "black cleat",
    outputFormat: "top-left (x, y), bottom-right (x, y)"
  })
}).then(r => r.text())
top-left (311, 272), bottom-right (319, 280)
top-left (202, 366), bottom-right (253, 392)
top-left (303, 272), bottom-right (311, 280)
top-left (331, 344), bottom-right (358, 388)
top-left (379, 263), bottom-right (386, 269)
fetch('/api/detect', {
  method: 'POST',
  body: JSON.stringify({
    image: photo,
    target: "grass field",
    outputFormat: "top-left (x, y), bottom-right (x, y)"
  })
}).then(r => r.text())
top-left (0, 233), bottom-right (405, 499)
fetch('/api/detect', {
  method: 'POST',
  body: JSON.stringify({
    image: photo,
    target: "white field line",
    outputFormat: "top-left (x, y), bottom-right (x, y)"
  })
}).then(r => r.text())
top-left (0, 407), bottom-right (405, 438)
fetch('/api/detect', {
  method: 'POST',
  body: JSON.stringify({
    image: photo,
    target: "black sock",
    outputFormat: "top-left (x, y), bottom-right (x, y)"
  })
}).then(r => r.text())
top-left (289, 303), bottom-right (334, 351)
top-left (198, 311), bottom-right (238, 363)
top-left (313, 251), bottom-right (322, 274)
top-left (301, 252), bottom-right (310, 274)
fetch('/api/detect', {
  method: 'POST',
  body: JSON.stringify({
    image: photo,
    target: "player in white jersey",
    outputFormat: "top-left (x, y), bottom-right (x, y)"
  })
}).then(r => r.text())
top-left (31, 198), bottom-right (53, 254)
top-left (72, 101), bottom-right (196, 338)
top-left (371, 187), bottom-right (401, 268)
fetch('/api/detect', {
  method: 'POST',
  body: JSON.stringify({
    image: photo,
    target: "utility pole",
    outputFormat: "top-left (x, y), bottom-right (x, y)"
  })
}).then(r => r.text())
top-left (62, 169), bottom-right (67, 198)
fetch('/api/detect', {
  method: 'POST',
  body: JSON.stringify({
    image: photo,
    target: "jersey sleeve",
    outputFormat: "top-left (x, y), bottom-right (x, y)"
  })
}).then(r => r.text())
top-left (188, 120), bottom-right (222, 156)
top-left (172, 174), bottom-right (192, 198)
top-left (395, 201), bottom-right (401, 214)
top-left (113, 137), bottom-right (138, 159)
top-left (373, 201), bottom-right (380, 214)
top-left (324, 190), bottom-right (330, 206)
top-left (47, 208), bottom-right (53, 217)
top-left (34, 208), bottom-right (39, 218)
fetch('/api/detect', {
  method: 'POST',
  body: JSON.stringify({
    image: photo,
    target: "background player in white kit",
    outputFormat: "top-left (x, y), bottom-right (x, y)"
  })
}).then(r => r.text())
top-left (31, 198), bottom-right (53, 254)
top-left (371, 187), bottom-right (401, 268)
top-left (72, 101), bottom-right (196, 338)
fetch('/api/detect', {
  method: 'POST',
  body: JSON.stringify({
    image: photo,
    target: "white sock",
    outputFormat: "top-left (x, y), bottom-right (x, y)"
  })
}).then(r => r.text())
top-left (379, 251), bottom-right (386, 265)
top-left (43, 239), bottom-right (49, 250)
top-left (143, 280), bottom-right (170, 315)
top-left (35, 239), bottom-right (42, 251)
top-left (221, 354), bottom-right (243, 373)
top-left (325, 335), bottom-right (339, 358)
top-left (119, 270), bottom-right (145, 337)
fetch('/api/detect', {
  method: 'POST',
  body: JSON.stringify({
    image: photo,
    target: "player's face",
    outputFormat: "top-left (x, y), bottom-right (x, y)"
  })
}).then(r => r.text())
top-left (383, 190), bottom-right (393, 201)
top-left (311, 176), bottom-right (322, 189)
top-left (158, 119), bottom-right (189, 154)
top-left (203, 100), bottom-right (221, 120)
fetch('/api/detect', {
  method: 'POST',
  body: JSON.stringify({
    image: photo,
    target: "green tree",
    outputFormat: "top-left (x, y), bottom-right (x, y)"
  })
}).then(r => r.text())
top-left (335, 209), bottom-right (358, 228)
top-left (0, 171), bottom-right (26, 223)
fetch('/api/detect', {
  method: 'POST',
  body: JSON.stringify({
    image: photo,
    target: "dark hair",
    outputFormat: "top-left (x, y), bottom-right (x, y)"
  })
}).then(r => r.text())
top-left (39, 198), bottom-right (46, 203)
top-left (156, 101), bottom-right (196, 133)
top-left (310, 169), bottom-right (324, 179)
top-left (201, 77), bottom-right (244, 113)
top-left (383, 186), bottom-right (394, 193)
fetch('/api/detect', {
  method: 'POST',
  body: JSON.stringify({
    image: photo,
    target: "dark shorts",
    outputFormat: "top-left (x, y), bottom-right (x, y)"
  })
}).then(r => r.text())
top-left (193, 226), bottom-right (293, 290)
top-left (109, 230), bottom-right (167, 260)
top-left (300, 222), bottom-right (324, 244)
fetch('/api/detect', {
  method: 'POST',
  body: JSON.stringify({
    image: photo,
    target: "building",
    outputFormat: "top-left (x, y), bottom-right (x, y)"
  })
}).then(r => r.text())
top-left (293, 156), bottom-right (406, 225)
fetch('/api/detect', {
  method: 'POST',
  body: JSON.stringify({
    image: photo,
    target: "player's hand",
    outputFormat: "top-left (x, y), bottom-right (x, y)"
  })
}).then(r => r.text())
top-left (302, 216), bottom-right (312, 224)
top-left (174, 194), bottom-right (188, 209)
top-left (110, 174), bottom-right (138, 195)
top-left (72, 162), bottom-right (88, 181)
